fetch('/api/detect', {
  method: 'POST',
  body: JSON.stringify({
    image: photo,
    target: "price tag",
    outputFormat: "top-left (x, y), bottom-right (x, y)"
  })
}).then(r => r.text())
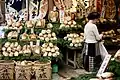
top-left (96, 54), bottom-right (111, 77)
top-left (0, 26), bottom-right (5, 38)
top-left (30, 41), bottom-right (33, 46)
top-left (25, 29), bottom-right (27, 33)
top-left (59, 10), bottom-right (64, 23)
top-left (36, 40), bottom-right (40, 46)
top-left (17, 29), bottom-right (20, 33)
top-left (31, 28), bottom-right (34, 33)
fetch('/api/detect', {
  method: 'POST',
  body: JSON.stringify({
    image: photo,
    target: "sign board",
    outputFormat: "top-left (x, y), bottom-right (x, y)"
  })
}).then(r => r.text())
top-left (96, 54), bottom-right (111, 77)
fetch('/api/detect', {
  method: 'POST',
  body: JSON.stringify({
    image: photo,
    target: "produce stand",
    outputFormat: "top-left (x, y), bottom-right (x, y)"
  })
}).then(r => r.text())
top-left (1, 0), bottom-right (120, 80)
top-left (66, 46), bottom-right (82, 69)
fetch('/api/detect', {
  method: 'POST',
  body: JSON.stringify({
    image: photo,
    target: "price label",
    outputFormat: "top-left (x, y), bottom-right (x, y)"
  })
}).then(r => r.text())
top-left (30, 41), bottom-right (33, 46)
top-left (31, 28), bottom-right (34, 33)
top-left (36, 40), bottom-right (40, 46)
top-left (0, 26), bottom-right (5, 38)
top-left (17, 29), bottom-right (20, 33)
top-left (59, 10), bottom-right (64, 23)
top-left (25, 29), bottom-right (27, 33)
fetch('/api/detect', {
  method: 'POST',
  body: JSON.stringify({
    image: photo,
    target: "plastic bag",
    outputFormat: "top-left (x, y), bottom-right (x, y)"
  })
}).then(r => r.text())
top-left (99, 42), bottom-right (108, 60)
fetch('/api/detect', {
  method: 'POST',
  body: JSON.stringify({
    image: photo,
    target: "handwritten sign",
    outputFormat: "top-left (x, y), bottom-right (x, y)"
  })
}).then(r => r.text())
top-left (59, 10), bottom-right (64, 23)
top-left (96, 54), bottom-right (111, 77)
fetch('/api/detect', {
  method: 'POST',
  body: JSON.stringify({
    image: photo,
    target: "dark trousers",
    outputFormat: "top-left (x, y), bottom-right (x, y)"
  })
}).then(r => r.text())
top-left (83, 43), bottom-right (101, 72)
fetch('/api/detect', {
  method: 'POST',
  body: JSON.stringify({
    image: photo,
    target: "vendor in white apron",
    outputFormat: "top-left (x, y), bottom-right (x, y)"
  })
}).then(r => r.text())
top-left (82, 12), bottom-right (108, 72)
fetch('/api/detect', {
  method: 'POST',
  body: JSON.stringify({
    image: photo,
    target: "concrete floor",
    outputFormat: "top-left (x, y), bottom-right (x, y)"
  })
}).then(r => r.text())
top-left (52, 65), bottom-right (88, 80)
top-left (51, 49), bottom-right (118, 80)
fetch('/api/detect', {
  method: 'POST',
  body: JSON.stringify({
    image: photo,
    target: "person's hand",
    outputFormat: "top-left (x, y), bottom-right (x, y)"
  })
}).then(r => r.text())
top-left (99, 34), bottom-right (103, 39)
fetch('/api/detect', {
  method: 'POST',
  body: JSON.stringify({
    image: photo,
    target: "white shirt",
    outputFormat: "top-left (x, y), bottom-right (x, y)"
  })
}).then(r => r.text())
top-left (84, 21), bottom-right (101, 43)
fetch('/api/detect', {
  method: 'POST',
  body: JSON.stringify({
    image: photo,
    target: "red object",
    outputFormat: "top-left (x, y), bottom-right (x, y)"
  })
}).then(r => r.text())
top-left (96, 0), bottom-right (103, 13)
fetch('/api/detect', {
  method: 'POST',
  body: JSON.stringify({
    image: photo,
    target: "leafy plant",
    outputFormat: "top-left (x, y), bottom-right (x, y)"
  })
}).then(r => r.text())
top-left (108, 60), bottom-right (120, 76)
top-left (71, 74), bottom-right (96, 80)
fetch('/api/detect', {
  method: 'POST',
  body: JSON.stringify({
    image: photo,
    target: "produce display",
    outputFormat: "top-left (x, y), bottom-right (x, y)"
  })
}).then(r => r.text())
top-left (47, 23), bottom-right (53, 28)
top-left (48, 7), bottom-right (58, 22)
top-left (20, 33), bottom-right (29, 40)
top-left (101, 29), bottom-right (116, 38)
top-left (15, 60), bottom-right (32, 66)
top-left (26, 19), bottom-right (45, 28)
top-left (59, 20), bottom-right (78, 29)
top-left (64, 33), bottom-right (84, 47)
top-left (32, 45), bottom-right (41, 55)
top-left (26, 21), bottom-right (33, 28)
top-left (6, 20), bottom-right (22, 29)
top-left (41, 42), bottom-right (60, 57)
top-left (29, 33), bottom-right (37, 40)
top-left (7, 31), bottom-right (18, 39)
top-left (20, 33), bottom-right (37, 40)
top-left (38, 29), bottom-right (57, 42)
top-left (22, 45), bottom-right (32, 55)
top-left (2, 42), bottom-right (22, 57)
top-left (2, 19), bottom-right (62, 61)
top-left (3, 0), bottom-right (120, 80)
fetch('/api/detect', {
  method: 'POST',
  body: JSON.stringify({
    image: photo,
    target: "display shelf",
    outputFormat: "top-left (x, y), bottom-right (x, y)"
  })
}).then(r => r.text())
top-left (66, 46), bottom-right (82, 69)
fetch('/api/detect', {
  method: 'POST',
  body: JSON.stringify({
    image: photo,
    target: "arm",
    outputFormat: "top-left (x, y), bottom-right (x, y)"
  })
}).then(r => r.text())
top-left (92, 24), bottom-right (101, 41)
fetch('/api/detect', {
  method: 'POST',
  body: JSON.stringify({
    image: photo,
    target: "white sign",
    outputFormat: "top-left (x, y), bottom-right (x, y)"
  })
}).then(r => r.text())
top-left (0, 26), bottom-right (5, 38)
top-left (59, 10), bottom-right (64, 23)
top-left (30, 41), bottom-right (33, 46)
top-left (96, 54), bottom-right (111, 77)
top-left (36, 40), bottom-right (40, 46)
top-left (31, 28), bottom-right (34, 33)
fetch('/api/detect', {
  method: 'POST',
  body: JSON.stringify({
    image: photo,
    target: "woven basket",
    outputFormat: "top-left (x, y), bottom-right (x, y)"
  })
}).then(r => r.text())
top-left (33, 61), bottom-right (52, 80)
top-left (15, 61), bottom-right (32, 80)
top-left (0, 60), bottom-right (14, 80)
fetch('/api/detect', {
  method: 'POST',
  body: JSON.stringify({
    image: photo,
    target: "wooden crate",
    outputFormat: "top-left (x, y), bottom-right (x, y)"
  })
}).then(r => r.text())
top-left (0, 60), bottom-right (14, 80)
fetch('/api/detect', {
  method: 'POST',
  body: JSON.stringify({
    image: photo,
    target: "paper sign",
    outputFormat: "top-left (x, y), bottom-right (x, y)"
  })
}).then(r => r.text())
top-left (59, 10), bottom-right (64, 23)
top-left (31, 28), bottom-right (34, 33)
top-left (17, 29), bottom-right (20, 33)
top-left (25, 29), bottom-right (27, 33)
top-left (30, 41), bottom-right (33, 46)
top-left (96, 54), bottom-right (111, 77)
top-left (36, 40), bottom-right (40, 46)
top-left (0, 26), bottom-right (5, 38)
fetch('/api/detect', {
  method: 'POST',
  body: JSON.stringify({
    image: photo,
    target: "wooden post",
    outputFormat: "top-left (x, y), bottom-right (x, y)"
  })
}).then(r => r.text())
top-left (0, 0), bottom-right (4, 23)
top-left (114, 0), bottom-right (120, 24)
top-left (26, 0), bottom-right (29, 20)
top-left (48, 0), bottom-right (54, 12)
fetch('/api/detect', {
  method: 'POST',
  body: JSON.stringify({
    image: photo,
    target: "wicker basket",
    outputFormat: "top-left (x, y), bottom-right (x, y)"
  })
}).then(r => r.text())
top-left (0, 60), bottom-right (14, 80)
top-left (33, 61), bottom-right (52, 80)
top-left (15, 61), bottom-right (32, 80)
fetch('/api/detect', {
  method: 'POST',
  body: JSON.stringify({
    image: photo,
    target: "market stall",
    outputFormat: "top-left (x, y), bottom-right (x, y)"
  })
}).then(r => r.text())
top-left (0, 0), bottom-right (120, 80)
